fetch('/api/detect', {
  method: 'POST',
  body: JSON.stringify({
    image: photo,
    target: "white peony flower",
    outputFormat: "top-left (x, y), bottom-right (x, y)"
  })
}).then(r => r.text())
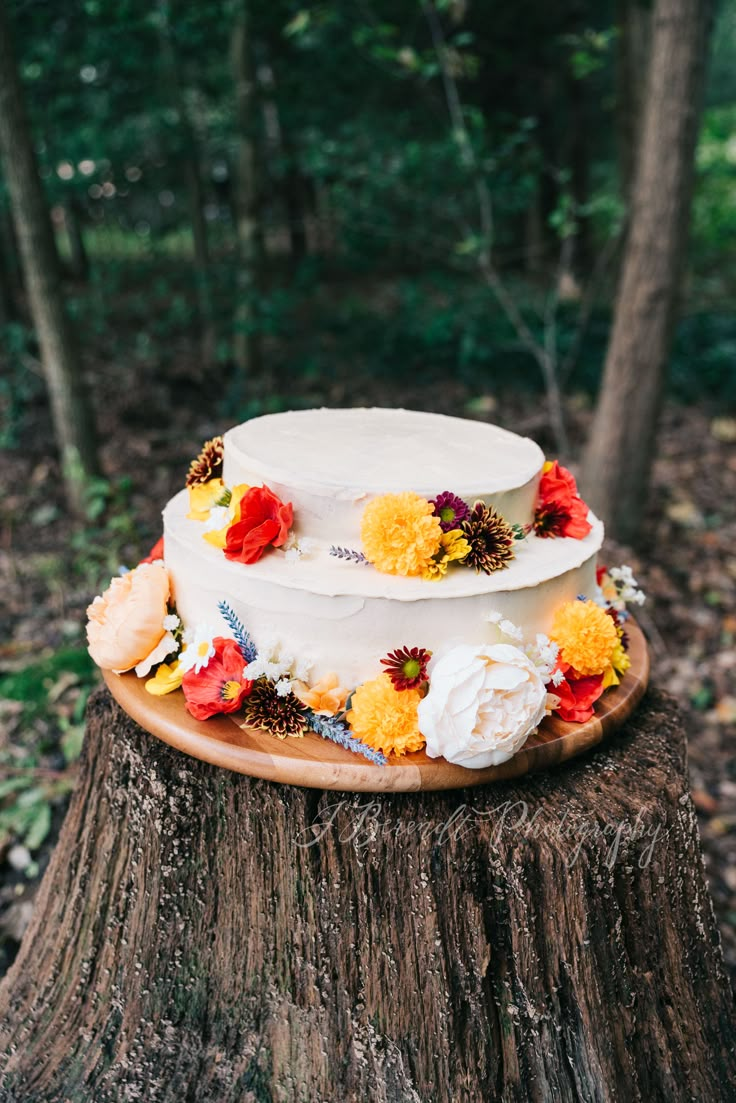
top-left (418, 643), bottom-right (548, 768)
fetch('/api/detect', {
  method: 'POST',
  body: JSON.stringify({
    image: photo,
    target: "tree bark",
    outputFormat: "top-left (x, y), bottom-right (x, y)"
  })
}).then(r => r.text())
top-left (615, 0), bottom-right (652, 205)
top-left (582, 0), bottom-right (713, 543)
top-left (231, 1), bottom-right (265, 385)
top-left (0, 686), bottom-right (733, 1102)
top-left (0, 0), bottom-right (99, 514)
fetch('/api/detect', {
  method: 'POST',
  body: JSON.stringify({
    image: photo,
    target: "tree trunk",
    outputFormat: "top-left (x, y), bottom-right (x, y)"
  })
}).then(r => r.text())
top-left (0, 686), bottom-right (733, 1102)
top-left (63, 196), bottom-right (90, 281)
top-left (615, 0), bottom-right (652, 205)
top-left (258, 57), bottom-right (307, 270)
top-left (157, 0), bottom-right (217, 371)
top-left (582, 0), bottom-right (712, 543)
top-left (0, 235), bottom-right (18, 326)
top-left (231, 2), bottom-right (265, 385)
top-left (0, 0), bottom-right (99, 514)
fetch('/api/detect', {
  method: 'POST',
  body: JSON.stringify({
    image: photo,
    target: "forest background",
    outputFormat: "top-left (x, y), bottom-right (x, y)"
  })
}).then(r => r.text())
top-left (0, 0), bottom-right (734, 991)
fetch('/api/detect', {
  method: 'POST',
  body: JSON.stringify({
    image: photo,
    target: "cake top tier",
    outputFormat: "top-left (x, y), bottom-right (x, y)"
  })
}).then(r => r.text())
top-left (223, 407), bottom-right (544, 543)
top-left (224, 407), bottom-right (543, 498)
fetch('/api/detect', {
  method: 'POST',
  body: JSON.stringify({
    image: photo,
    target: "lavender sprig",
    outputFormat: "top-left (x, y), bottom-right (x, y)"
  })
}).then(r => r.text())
top-left (305, 709), bottom-right (387, 766)
top-left (217, 600), bottom-right (257, 663)
top-left (329, 545), bottom-right (369, 565)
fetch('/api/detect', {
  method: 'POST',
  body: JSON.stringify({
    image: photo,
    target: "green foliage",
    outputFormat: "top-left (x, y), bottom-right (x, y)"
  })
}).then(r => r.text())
top-left (0, 323), bottom-right (44, 448)
top-left (0, 647), bottom-right (96, 859)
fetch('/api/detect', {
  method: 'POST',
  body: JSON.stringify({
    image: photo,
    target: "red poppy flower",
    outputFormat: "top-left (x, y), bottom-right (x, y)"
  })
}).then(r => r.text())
top-left (139, 535), bottom-right (164, 564)
top-left (224, 485), bottom-right (293, 565)
top-left (549, 668), bottom-right (604, 723)
top-left (182, 636), bottom-right (253, 720)
top-left (534, 461), bottom-right (592, 540)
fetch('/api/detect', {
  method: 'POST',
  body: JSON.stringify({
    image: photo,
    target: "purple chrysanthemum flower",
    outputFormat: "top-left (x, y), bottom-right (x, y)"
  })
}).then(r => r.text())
top-left (430, 491), bottom-right (470, 533)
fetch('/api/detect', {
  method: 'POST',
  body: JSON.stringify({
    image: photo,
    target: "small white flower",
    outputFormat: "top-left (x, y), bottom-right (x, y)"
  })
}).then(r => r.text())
top-left (283, 536), bottom-right (317, 562)
top-left (526, 633), bottom-right (559, 680)
top-left (275, 678), bottom-right (294, 697)
top-left (499, 618), bottom-right (524, 641)
top-left (551, 667), bottom-right (565, 687)
top-left (162, 613), bottom-right (180, 631)
top-left (203, 505), bottom-right (229, 533)
top-left (179, 623), bottom-right (217, 674)
top-left (292, 654), bottom-right (314, 683)
top-left (609, 564), bottom-right (646, 607)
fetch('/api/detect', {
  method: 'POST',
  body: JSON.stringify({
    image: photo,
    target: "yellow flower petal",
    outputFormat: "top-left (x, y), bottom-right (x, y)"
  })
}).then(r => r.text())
top-left (201, 483), bottom-right (251, 547)
top-left (187, 479), bottom-right (225, 521)
top-left (145, 658), bottom-right (184, 696)
top-left (440, 529), bottom-right (471, 563)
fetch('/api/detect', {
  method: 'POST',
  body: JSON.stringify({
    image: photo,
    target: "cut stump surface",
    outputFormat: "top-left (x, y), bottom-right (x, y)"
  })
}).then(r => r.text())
top-left (0, 686), bottom-right (734, 1102)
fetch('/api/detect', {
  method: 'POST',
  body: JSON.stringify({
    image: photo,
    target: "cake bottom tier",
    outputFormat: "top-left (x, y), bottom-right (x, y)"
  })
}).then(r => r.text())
top-left (163, 491), bottom-right (602, 688)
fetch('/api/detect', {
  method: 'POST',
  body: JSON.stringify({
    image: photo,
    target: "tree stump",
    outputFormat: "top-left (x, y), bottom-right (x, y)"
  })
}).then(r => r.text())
top-left (0, 687), bottom-right (734, 1102)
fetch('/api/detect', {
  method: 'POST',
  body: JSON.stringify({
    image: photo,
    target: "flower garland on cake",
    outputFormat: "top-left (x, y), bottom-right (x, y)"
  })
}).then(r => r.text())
top-left (84, 440), bottom-right (642, 771)
top-left (183, 437), bottom-right (594, 582)
top-left (85, 539), bottom-right (644, 770)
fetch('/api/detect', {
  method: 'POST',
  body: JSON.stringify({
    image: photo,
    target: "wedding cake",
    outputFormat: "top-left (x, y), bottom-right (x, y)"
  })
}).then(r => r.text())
top-left (86, 407), bottom-right (644, 769)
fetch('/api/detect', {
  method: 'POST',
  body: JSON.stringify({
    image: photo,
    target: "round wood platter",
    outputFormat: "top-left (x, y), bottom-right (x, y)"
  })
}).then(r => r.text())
top-left (103, 620), bottom-right (649, 793)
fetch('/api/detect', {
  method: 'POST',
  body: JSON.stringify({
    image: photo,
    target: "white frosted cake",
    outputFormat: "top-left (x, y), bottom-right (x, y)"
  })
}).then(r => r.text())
top-left (163, 408), bottom-right (603, 687)
top-left (87, 407), bottom-right (644, 769)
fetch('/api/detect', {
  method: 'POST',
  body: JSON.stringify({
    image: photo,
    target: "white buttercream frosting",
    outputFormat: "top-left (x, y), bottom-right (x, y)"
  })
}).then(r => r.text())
top-left (223, 407), bottom-right (544, 543)
top-left (164, 431), bottom-right (603, 690)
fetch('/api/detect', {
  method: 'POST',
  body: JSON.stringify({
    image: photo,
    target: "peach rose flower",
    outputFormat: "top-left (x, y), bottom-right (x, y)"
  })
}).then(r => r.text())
top-left (293, 673), bottom-right (349, 716)
top-left (86, 562), bottom-right (171, 673)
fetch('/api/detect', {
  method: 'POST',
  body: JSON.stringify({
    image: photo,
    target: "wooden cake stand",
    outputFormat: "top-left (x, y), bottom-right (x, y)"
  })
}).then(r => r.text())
top-left (103, 619), bottom-right (649, 793)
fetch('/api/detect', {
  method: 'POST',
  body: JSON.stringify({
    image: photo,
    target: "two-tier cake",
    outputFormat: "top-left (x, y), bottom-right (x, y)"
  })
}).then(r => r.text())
top-left (86, 408), bottom-right (645, 771)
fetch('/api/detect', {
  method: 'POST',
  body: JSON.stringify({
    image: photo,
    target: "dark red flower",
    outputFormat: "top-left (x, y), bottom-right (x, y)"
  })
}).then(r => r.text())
top-left (182, 636), bottom-right (253, 720)
top-left (534, 461), bottom-right (592, 540)
top-left (139, 536), bottom-right (164, 564)
top-left (224, 485), bottom-right (293, 565)
top-left (380, 645), bottom-right (431, 690)
top-left (430, 491), bottom-right (470, 533)
top-left (548, 666), bottom-right (604, 723)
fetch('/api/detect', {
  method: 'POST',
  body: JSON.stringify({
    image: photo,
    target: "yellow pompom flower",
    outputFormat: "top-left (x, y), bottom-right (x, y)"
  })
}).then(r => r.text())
top-left (549, 599), bottom-right (619, 677)
top-left (361, 492), bottom-right (442, 577)
top-left (348, 673), bottom-right (425, 757)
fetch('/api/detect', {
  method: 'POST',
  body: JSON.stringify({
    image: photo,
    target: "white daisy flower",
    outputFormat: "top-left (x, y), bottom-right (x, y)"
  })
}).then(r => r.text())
top-left (179, 623), bottom-right (217, 674)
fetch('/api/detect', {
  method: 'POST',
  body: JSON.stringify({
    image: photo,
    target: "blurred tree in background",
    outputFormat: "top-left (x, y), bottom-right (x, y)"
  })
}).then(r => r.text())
top-left (0, 0), bottom-right (733, 533)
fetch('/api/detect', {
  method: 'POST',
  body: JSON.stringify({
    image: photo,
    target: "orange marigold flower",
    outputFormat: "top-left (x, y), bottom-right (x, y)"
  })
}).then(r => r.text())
top-left (361, 492), bottom-right (442, 577)
top-left (549, 599), bottom-right (619, 677)
top-left (348, 673), bottom-right (425, 757)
